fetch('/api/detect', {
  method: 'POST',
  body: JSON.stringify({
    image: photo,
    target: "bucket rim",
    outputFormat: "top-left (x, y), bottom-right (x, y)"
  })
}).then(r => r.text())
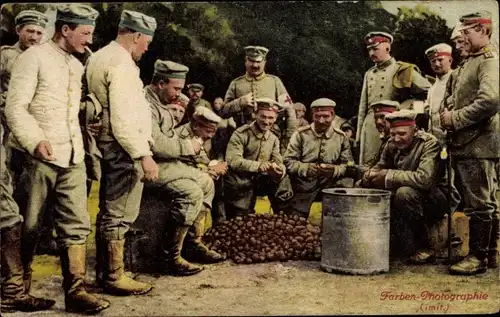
top-left (321, 188), bottom-right (392, 197)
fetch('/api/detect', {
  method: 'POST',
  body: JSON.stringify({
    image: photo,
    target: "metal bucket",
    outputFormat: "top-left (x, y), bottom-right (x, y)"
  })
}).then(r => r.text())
top-left (320, 188), bottom-right (391, 275)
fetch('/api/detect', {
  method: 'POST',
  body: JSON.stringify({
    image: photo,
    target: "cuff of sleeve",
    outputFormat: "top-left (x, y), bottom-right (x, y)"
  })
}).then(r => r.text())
top-left (451, 110), bottom-right (462, 131)
top-left (26, 138), bottom-right (43, 157)
top-left (385, 170), bottom-right (395, 189)
top-left (334, 165), bottom-right (346, 179)
top-left (298, 163), bottom-right (309, 178)
top-left (249, 161), bottom-right (261, 173)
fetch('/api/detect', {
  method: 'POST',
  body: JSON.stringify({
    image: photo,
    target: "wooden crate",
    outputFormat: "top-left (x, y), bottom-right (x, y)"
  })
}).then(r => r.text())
top-left (429, 211), bottom-right (469, 258)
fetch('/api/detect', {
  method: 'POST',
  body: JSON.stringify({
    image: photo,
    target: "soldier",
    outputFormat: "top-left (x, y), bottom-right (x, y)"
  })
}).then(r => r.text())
top-left (212, 96), bottom-right (236, 160)
top-left (5, 4), bottom-right (110, 313)
top-left (222, 45), bottom-right (296, 155)
top-left (166, 95), bottom-right (189, 126)
top-left (187, 83), bottom-right (212, 110)
top-left (356, 31), bottom-right (431, 165)
top-left (176, 106), bottom-right (229, 225)
top-left (294, 102), bottom-right (309, 128)
top-left (424, 43), bottom-right (454, 146)
top-left (441, 12), bottom-right (499, 275)
top-left (224, 98), bottom-right (291, 219)
top-left (86, 9), bottom-right (158, 296)
top-left (451, 23), bottom-right (470, 62)
top-left (283, 98), bottom-right (353, 217)
top-left (145, 60), bottom-right (225, 275)
top-left (362, 110), bottom-right (458, 263)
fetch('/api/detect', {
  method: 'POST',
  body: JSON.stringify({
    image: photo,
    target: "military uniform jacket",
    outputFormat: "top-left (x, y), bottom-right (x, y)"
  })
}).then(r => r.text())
top-left (284, 123), bottom-right (353, 192)
top-left (191, 98), bottom-right (212, 110)
top-left (175, 122), bottom-right (212, 169)
top-left (426, 71), bottom-right (451, 146)
top-left (225, 122), bottom-right (285, 189)
top-left (0, 42), bottom-right (23, 111)
top-left (373, 131), bottom-right (445, 191)
top-left (297, 117), bottom-right (309, 128)
top-left (222, 72), bottom-right (297, 153)
top-left (86, 41), bottom-right (152, 160)
top-left (5, 41), bottom-right (85, 168)
top-left (446, 44), bottom-right (499, 159)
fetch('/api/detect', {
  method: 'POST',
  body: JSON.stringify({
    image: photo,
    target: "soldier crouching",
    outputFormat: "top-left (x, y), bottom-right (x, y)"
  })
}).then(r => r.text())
top-left (361, 110), bottom-right (459, 263)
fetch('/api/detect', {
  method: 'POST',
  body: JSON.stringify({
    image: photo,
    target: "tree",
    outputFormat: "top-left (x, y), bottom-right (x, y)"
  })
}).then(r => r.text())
top-left (0, 3), bottom-right (49, 45)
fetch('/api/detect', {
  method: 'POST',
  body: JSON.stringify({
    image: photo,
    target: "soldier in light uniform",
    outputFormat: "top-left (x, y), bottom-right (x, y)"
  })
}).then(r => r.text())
top-left (145, 60), bottom-right (224, 276)
top-left (225, 98), bottom-right (290, 219)
top-left (356, 32), bottom-right (431, 165)
top-left (294, 102), bottom-right (309, 128)
top-left (86, 10), bottom-right (158, 296)
top-left (440, 12), bottom-right (499, 275)
top-left (222, 46), bottom-right (297, 155)
top-left (283, 98), bottom-right (353, 217)
top-left (5, 4), bottom-right (110, 313)
top-left (362, 110), bottom-right (458, 263)
top-left (424, 44), bottom-right (454, 146)
top-left (176, 106), bottom-right (229, 225)
top-left (451, 23), bottom-right (471, 62)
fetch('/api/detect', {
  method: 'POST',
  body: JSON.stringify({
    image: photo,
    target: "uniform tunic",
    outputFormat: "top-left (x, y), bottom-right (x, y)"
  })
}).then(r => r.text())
top-left (426, 71), bottom-right (452, 146)
top-left (0, 42), bottom-right (23, 123)
top-left (283, 123), bottom-right (353, 215)
top-left (356, 58), bottom-right (431, 165)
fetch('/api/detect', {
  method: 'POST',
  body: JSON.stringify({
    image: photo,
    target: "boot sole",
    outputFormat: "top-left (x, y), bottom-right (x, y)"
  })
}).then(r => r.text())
top-left (449, 267), bottom-right (488, 275)
top-left (66, 301), bottom-right (111, 315)
top-left (0, 300), bottom-right (56, 313)
top-left (166, 267), bottom-right (204, 276)
top-left (103, 286), bottom-right (153, 296)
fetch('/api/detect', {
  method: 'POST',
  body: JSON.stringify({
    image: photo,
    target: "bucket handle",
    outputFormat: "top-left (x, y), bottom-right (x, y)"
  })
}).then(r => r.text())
top-left (367, 196), bottom-right (382, 204)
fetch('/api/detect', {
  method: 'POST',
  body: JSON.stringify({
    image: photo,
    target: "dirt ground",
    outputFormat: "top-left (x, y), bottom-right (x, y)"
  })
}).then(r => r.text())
top-left (4, 185), bottom-right (499, 316)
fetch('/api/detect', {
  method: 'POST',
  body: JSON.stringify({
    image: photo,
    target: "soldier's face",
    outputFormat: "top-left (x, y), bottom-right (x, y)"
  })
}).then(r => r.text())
top-left (462, 26), bottom-right (488, 50)
top-left (452, 36), bottom-right (470, 59)
top-left (368, 43), bottom-right (390, 63)
top-left (374, 112), bottom-right (390, 135)
top-left (245, 58), bottom-right (265, 76)
top-left (166, 104), bottom-right (186, 125)
top-left (194, 124), bottom-right (217, 141)
top-left (16, 24), bottom-right (45, 50)
top-left (132, 33), bottom-right (153, 61)
top-left (64, 24), bottom-right (95, 54)
top-left (390, 126), bottom-right (416, 150)
top-left (256, 109), bottom-right (277, 131)
top-left (188, 89), bottom-right (203, 100)
top-left (162, 78), bottom-right (185, 103)
top-left (294, 108), bottom-right (305, 119)
top-left (312, 108), bottom-right (334, 133)
top-left (430, 56), bottom-right (452, 76)
top-left (213, 98), bottom-right (224, 110)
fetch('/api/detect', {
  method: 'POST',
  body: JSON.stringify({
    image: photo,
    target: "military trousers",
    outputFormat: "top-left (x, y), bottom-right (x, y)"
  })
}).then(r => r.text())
top-left (16, 156), bottom-right (90, 268)
top-left (453, 158), bottom-right (499, 220)
top-left (97, 141), bottom-right (144, 241)
top-left (0, 136), bottom-right (22, 230)
top-left (391, 186), bottom-right (448, 256)
top-left (359, 109), bottom-right (382, 165)
top-left (151, 162), bottom-right (215, 226)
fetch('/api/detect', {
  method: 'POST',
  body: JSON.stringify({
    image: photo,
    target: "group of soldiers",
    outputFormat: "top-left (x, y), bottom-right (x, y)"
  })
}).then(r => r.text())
top-left (0, 3), bottom-right (498, 315)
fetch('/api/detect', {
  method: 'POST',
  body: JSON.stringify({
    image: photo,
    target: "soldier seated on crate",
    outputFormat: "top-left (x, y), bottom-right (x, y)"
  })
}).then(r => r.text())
top-left (360, 110), bottom-right (460, 263)
top-left (175, 106), bottom-right (229, 225)
top-left (144, 60), bottom-right (225, 276)
top-left (224, 97), bottom-right (293, 219)
top-left (283, 98), bottom-right (353, 218)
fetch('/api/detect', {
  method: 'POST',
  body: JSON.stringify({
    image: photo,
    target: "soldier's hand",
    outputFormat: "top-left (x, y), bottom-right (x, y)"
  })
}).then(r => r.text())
top-left (268, 163), bottom-right (285, 179)
top-left (87, 121), bottom-right (102, 137)
top-left (318, 163), bottom-right (336, 177)
top-left (368, 169), bottom-right (388, 189)
top-left (34, 141), bottom-right (56, 161)
top-left (210, 161), bottom-right (228, 175)
top-left (191, 138), bottom-right (202, 154)
top-left (140, 155), bottom-right (159, 182)
top-left (361, 170), bottom-right (372, 188)
top-left (306, 163), bottom-right (319, 177)
top-left (241, 92), bottom-right (255, 108)
top-left (258, 161), bottom-right (273, 173)
top-left (440, 108), bottom-right (453, 129)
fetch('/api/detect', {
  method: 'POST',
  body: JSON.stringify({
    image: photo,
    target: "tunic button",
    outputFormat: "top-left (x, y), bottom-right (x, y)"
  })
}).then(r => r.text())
top-left (381, 86), bottom-right (384, 89)
top-left (373, 69), bottom-right (378, 73)
top-left (72, 133), bottom-right (75, 138)
top-left (69, 71), bottom-right (74, 76)
top-left (68, 88), bottom-right (73, 93)
top-left (381, 77), bottom-right (385, 80)
top-left (379, 94), bottom-right (383, 98)
top-left (69, 104), bottom-right (72, 108)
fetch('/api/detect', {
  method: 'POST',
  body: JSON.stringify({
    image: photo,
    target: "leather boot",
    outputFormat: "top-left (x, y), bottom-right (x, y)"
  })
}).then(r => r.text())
top-left (184, 208), bottom-right (226, 264)
top-left (163, 225), bottom-right (204, 276)
top-left (1, 224), bottom-right (55, 313)
top-left (450, 217), bottom-right (491, 275)
top-left (488, 217), bottom-right (499, 268)
top-left (103, 239), bottom-right (152, 296)
top-left (94, 230), bottom-right (106, 288)
top-left (60, 244), bottom-right (110, 314)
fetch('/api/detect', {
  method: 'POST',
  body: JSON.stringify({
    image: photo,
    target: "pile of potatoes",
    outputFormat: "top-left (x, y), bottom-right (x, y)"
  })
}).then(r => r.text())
top-left (203, 212), bottom-right (322, 264)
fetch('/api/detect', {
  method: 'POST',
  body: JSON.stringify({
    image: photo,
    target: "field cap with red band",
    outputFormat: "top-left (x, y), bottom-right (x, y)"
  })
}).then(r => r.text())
top-left (425, 43), bottom-right (453, 60)
top-left (458, 11), bottom-right (492, 31)
top-left (371, 100), bottom-right (399, 115)
top-left (255, 97), bottom-right (282, 113)
top-left (365, 31), bottom-right (393, 48)
top-left (385, 110), bottom-right (418, 127)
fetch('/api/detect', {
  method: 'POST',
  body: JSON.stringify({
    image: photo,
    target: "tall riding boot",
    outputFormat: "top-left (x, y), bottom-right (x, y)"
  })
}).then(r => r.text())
top-left (183, 208), bottom-right (226, 264)
top-left (103, 239), bottom-right (152, 296)
top-left (60, 244), bottom-right (110, 314)
top-left (488, 217), bottom-right (499, 268)
top-left (1, 223), bottom-right (55, 313)
top-left (450, 217), bottom-right (491, 275)
top-left (163, 224), bottom-right (204, 276)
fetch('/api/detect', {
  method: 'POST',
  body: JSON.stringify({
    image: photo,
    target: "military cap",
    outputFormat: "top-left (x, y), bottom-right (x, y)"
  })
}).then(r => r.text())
top-left (365, 31), bottom-right (393, 48)
top-left (15, 10), bottom-right (49, 28)
top-left (293, 102), bottom-right (306, 111)
top-left (119, 10), bottom-right (157, 36)
top-left (340, 121), bottom-right (354, 131)
top-left (458, 11), bottom-right (492, 31)
top-left (187, 83), bottom-right (205, 92)
top-left (56, 4), bottom-right (99, 26)
top-left (425, 43), bottom-right (453, 60)
top-left (244, 46), bottom-right (269, 62)
top-left (310, 98), bottom-right (336, 109)
top-left (385, 109), bottom-right (418, 127)
top-left (255, 97), bottom-right (282, 113)
top-left (192, 106), bottom-right (221, 128)
top-left (371, 100), bottom-right (399, 114)
top-left (154, 60), bottom-right (189, 79)
top-left (450, 23), bottom-right (463, 40)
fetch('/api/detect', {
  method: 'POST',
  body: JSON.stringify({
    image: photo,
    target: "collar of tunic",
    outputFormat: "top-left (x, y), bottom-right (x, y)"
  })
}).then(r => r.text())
top-left (144, 85), bottom-right (170, 110)
top-left (12, 42), bottom-right (23, 53)
top-left (244, 71), bottom-right (267, 81)
top-left (311, 122), bottom-right (335, 139)
top-left (375, 57), bottom-right (395, 70)
top-left (250, 121), bottom-right (271, 140)
top-left (48, 39), bottom-right (73, 58)
top-left (469, 43), bottom-right (495, 56)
